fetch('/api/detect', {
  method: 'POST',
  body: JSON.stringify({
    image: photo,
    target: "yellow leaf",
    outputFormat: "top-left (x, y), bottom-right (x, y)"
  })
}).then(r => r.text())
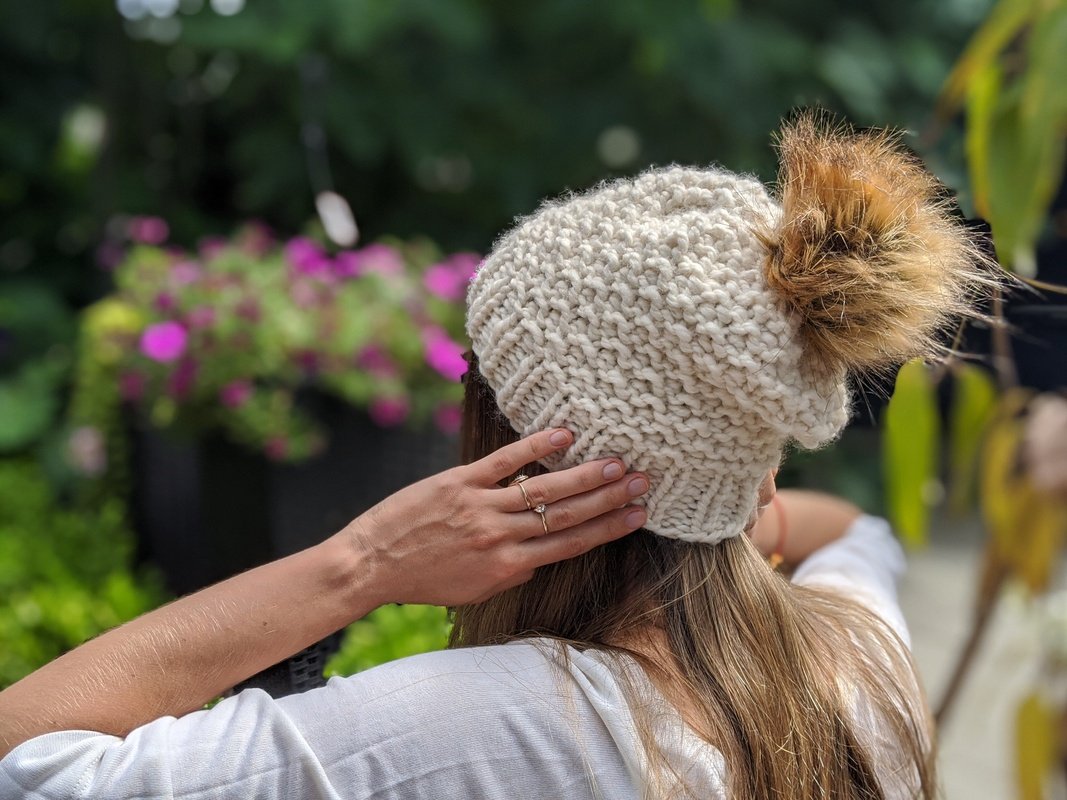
top-left (948, 364), bottom-right (998, 515)
top-left (884, 360), bottom-right (940, 548)
top-left (940, 0), bottom-right (1039, 113)
top-left (980, 391), bottom-right (1067, 592)
top-left (964, 61), bottom-right (1001, 222)
top-left (1015, 693), bottom-right (1056, 800)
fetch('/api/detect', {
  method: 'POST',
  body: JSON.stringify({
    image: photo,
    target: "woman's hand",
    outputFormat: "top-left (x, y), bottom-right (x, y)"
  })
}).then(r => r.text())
top-left (345, 428), bottom-right (649, 607)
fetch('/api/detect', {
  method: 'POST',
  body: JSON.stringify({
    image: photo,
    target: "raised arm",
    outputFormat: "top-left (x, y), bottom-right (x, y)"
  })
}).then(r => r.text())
top-left (749, 488), bottom-right (863, 572)
top-left (0, 428), bottom-right (648, 758)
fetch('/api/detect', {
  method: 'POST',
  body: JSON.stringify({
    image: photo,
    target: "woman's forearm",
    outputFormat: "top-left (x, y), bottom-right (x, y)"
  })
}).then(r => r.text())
top-left (0, 532), bottom-right (376, 759)
top-left (751, 489), bottom-right (863, 571)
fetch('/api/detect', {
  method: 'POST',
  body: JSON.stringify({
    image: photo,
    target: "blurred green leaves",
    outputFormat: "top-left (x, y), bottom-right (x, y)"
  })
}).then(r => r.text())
top-left (942, 0), bottom-right (1067, 273)
top-left (884, 359), bottom-right (941, 547)
top-left (0, 459), bottom-right (165, 687)
top-left (325, 603), bottom-right (450, 676)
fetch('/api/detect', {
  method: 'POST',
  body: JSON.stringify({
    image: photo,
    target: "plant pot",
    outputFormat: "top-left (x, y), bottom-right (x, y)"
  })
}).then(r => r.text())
top-left (129, 397), bottom-right (459, 597)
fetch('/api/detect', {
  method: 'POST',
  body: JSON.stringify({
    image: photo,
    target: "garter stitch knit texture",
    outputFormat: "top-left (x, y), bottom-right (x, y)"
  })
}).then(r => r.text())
top-left (467, 167), bottom-right (850, 544)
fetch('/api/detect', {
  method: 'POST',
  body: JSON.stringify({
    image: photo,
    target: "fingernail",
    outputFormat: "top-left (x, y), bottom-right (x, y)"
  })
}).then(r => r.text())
top-left (602, 462), bottom-right (623, 480)
top-left (627, 477), bottom-right (649, 496)
top-left (625, 509), bottom-right (647, 528)
top-left (549, 430), bottom-right (570, 446)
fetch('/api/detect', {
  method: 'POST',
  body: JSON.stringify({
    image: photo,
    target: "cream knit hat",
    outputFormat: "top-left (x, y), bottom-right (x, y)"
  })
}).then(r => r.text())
top-left (466, 117), bottom-right (991, 544)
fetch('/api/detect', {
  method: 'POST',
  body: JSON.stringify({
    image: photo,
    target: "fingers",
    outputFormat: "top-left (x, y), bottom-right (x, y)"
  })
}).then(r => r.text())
top-left (495, 457), bottom-right (632, 512)
top-left (515, 506), bottom-right (647, 570)
top-left (520, 472), bottom-right (649, 535)
top-left (466, 429), bottom-right (573, 485)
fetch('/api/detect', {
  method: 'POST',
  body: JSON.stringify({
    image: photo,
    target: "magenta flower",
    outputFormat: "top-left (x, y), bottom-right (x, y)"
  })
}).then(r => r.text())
top-left (140, 321), bottom-right (188, 362)
top-left (356, 344), bottom-right (397, 378)
top-left (335, 243), bottom-right (404, 279)
top-left (187, 305), bottom-right (216, 329)
top-left (369, 396), bottom-right (410, 427)
top-left (154, 292), bottom-right (176, 312)
top-left (285, 237), bottom-right (332, 276)
top-left (424, 252), bottom-right (482, 300)
top-left (170, 260), bottom-right (202, 287)
top-left (220, 380), bottom-right (253, 408)
top-left (198, 236), bottom-right (228, 261)
top-left (128, 216), bottom-right (169, 245)
top-left (423, 327), bottom-right (468, 382)
top-left (265, 436), bottom-right (289, 461)
top-left (167, 357), bottom-right (198, 400)
top-left (433, 404), bottom-right (462, 435)
top-left (237, 221), bottom-right (274, 256)
top-left (424, 263), bottom-right (467, 301)
top-left (235, 298), bottom-right (260, 323)
top-left (289, 279), bottom-right (320, 309)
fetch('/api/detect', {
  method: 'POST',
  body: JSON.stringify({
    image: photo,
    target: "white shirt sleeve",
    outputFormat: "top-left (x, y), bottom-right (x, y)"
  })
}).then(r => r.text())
top-left (0, 644), bottom-right (638, 800)
top-left (790, 514), bottom-right (910, 648)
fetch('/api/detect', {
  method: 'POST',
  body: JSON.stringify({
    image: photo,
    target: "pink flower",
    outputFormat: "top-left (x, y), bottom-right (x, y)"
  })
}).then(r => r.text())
top-left (170, 260), bottom-right (202, 286)
top-left (187, 305), bottom-right (216, 329)
top-left (423, 327), bottom-right (468, 382)
top-left (446, 252), bottom-right (482, 281)
top-left (294, 350), bottom-right (320, 375)
top-left (369, 396), bottom-right (410, 427)
top-left (154, 292), bottom-right (176, 312)
top-left (424, 263), bottom-right (467, 301)
top-left (289, 279), bottom-right (320, 309)
top-left (433, 404), bottom-right (463, 435)
top-left (265, 436), bottom-right (289, 460)
top-left (335, 243), bottom-right (405, 278)
top-left (119, 371), bottom-right (146, 402)
top-left (423, 252), bottom-right (482, 300)
top-left (356, 344), bottom-right (397, 378)
top-left (198, 236), bottom-right (227, 261)
top-left (140, 321), bottom-right (188, 362)
top-left (220, 380), bottom-right (253, 408)
top-left (285, 237), bottom-right (332, 275)
top-left (128, 216), bottom-right (169, 245)
top-left (168, 358), bottom-right (198, 400)
top-left (237, 221), bottom-right (274, 256)
top-left (235, 298), bottom-right (260, 322)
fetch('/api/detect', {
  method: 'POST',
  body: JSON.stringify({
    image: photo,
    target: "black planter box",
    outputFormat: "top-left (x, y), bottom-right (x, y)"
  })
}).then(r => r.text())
top-left (130, 399), bottom-right (458, 597)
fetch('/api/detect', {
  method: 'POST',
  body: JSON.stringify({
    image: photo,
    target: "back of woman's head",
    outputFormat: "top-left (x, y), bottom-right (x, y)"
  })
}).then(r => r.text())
top-left (453, 113), bottom-right (996, 799)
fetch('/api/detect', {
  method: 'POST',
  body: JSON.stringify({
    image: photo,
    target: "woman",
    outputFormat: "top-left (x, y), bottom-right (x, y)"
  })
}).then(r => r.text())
top-left (0, 115), bottom-right (992, 799)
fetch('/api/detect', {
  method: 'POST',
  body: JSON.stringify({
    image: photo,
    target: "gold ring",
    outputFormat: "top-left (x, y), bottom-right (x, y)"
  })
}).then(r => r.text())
top-left (509, 474), bottom-right (534, 510)
top-left (533, 503), bottom-right (550, 535)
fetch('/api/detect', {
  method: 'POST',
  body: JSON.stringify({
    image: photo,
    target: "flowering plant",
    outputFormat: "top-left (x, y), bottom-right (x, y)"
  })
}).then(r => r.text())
top-left (71, 221), bottom-right (476, 466)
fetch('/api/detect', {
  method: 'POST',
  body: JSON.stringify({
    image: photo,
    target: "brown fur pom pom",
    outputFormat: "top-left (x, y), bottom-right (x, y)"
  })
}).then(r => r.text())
top-left (760, 112), bottom-right (998, 373)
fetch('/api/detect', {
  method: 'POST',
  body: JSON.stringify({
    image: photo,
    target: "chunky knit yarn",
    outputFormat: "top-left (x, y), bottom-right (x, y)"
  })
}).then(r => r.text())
top-left (466, 167), bottom-right (851, 544)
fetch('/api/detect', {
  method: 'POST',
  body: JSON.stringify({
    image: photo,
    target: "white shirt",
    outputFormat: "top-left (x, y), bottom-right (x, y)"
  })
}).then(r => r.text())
top-left (0, 515), bottom-right (908, 800)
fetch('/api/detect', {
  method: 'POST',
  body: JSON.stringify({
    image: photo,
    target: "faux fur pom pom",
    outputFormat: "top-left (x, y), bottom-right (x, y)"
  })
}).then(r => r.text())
top-left (760, 112), bottom-right (998, 373)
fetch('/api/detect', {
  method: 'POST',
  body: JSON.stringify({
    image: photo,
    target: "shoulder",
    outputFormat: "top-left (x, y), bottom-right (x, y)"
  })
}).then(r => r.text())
top-left (310, 641), bottom-right (570, 721)
top-left (791, 515), bottom-right (910, 646)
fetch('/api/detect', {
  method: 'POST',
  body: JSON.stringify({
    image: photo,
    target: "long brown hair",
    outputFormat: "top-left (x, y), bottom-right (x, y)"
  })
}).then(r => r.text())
top-left (451, 361), bottom-right (935, 800)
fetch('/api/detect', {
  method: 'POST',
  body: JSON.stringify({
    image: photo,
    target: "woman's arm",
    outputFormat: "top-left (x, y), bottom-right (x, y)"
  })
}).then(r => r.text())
top-left (749, 488), bottom-right (863, 572)
top-left (0, 428), bottom-right (648, 758)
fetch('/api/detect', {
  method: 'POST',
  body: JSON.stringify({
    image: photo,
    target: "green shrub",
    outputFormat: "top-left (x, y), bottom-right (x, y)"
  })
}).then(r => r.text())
top-left (0, 459), bottom-right (166, 688)
top-left (325, 604), bottom-right (451, 677)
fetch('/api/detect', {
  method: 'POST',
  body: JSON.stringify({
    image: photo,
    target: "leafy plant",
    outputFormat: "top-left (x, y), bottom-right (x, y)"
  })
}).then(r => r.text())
top-left (325, 604), bottom-right (451, 677)
top-left (0, 459), bottom-right (166, 688)
top-left (69, 221), bottom-right (474, 473)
